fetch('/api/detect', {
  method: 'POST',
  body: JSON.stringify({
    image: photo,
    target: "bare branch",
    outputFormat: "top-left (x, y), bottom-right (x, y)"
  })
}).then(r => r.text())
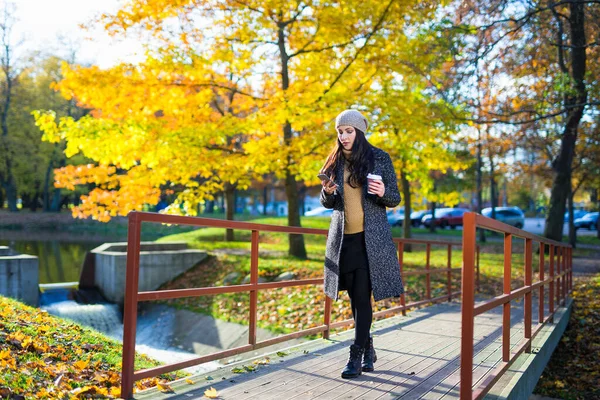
top-left (316, 0), bottom-right (395, 102)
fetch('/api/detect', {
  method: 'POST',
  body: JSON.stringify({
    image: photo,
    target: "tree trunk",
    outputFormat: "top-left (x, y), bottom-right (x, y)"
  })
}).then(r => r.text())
top-left (3, 172), bottom-right (17, 212)
top-left (285, 164), bottom-right (307, 259)
top-left (544, 1), bottom-right (587, 242)
top-left (401, 170), bottom-right (412, 252)
top-left (50, 189), bottom-right (62, 212)
top-left (263, 186), bottom-right (268, 215)
top-left (568, 183), bottom-right (576, 248)
top-left (43, 158), bottom-right (53, 211)
top-left (476, 134), bottom-right (486, 242)
top-left (224, 184), bottom-right (235, 241)
top-left (429, 201), bottom-right (437, 233)
top-left (490, 161), bottom-right (498, 221)
top-left (278, 22), bottom-right (307, 259)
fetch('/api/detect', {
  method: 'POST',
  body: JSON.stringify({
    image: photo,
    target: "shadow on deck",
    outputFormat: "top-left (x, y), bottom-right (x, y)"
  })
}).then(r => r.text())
top-left (135, 297), bottom-right (571, 400)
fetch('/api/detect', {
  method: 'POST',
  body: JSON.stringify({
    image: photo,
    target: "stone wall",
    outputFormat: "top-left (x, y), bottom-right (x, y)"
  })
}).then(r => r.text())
top-left (91, 242), bottom-right (207, 305)
top-left (0, 251), bottom-right (39, 306)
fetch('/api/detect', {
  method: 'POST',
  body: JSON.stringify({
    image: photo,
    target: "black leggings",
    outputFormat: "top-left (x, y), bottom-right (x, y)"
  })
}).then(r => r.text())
top-left (340, 268), bottom-right (373, 348)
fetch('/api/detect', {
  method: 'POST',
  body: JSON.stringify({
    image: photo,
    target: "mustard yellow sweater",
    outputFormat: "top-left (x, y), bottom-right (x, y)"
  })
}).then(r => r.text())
top-left (343, 159), bottom-right (364, 234)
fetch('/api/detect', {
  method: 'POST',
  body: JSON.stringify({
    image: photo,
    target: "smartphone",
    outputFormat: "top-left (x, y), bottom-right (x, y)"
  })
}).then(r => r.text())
top-left (317, 173), bottom-right (331, 182)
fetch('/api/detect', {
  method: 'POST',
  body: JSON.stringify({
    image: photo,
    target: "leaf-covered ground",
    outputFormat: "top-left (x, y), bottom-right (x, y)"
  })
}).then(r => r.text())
top-left (534, 273), bottom-right (600, 400)
top-left (0, 296), bottom-right (180, 399)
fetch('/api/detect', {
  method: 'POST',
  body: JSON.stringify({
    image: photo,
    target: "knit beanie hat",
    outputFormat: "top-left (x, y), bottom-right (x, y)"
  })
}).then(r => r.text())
top-left (335, 110), bottom-right (368, 133)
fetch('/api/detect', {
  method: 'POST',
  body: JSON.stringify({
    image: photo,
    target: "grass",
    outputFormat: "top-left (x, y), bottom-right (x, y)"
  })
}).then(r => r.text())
top-left (0, 296), bottom-right (181, 399)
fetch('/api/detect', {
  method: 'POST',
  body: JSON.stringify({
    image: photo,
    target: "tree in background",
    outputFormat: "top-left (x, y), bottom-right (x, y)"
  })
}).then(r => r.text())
top-left (450, 0), bottom-right (600, 242)
top-left (0, 0), bottom-right (19, 211)
top-left (36, 0), bottom-right (449, 258)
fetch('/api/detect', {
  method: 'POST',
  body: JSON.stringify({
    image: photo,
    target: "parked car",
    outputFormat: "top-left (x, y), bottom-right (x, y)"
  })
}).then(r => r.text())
top-left (564, 210), bottom-right (588, 222)
top-left (304, 206), bottom-right (333, 217)
top-left (574, 212), bottom-right (599, 230)
top-left (409, 210), bottom-right (430, 227)
top-left (481, 207), bottom-right (525, 229)
top-left (387, 208), bottom-right (405, 226)
top-left (422, 208), bottom-right (469, 229)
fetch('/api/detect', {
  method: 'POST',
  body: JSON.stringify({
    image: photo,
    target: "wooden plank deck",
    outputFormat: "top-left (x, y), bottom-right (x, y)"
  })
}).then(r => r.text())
top-left (137, 297), bottom-right (565, 400)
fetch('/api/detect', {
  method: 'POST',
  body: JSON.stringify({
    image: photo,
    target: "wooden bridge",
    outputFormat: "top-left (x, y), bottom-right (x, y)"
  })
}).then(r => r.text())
top-left (120, 212), bottom-right (573, 400)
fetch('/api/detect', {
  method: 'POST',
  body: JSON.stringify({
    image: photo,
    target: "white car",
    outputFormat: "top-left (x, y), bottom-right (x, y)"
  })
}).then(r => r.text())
top-left (304, 207), bottom-right (333, 217)
top-left (481, 207), bottom-right (525, 229)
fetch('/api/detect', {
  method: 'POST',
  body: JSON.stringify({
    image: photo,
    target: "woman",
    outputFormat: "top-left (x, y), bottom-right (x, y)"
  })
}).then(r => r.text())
top-left (320, 109), bottom-right (404, 379)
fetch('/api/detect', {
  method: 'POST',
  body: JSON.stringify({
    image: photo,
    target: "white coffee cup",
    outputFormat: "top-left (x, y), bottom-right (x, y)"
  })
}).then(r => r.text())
top-left (367, 173), bottom-right (382, 194)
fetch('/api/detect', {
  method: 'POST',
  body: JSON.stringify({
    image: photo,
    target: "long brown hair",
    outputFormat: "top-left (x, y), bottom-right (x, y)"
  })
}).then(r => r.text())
top-left (320, 128), bottom-right (374, 188)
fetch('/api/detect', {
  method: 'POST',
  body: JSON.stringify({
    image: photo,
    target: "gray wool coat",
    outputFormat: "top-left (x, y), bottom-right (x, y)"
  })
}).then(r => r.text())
top-left (320, 146), bottom-right (405, 302)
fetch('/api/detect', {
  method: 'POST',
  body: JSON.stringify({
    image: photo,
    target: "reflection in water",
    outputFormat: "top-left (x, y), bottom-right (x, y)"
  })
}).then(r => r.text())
top-left (0, 240), bottom-right (100, 284)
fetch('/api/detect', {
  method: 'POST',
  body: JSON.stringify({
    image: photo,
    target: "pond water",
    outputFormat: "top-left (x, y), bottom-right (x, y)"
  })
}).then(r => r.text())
top-left (0, 239), bottom-right (101, 284)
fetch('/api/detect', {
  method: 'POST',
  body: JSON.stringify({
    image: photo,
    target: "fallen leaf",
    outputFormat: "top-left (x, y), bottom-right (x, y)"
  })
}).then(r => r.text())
top-left (204, 387), bottom-right (219, 398)
top-left (185, 378), bottom-right (195, 385)
top-left (73, 359), bottom-right (89, 370)
top-left (157, 382), bottom-right (174, 393)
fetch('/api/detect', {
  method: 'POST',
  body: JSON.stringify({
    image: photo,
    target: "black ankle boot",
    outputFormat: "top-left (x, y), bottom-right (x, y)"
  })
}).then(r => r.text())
top-left (341, 344), bottom-right (364, 379)
top-left (362, 336), bottom-right (377, 372)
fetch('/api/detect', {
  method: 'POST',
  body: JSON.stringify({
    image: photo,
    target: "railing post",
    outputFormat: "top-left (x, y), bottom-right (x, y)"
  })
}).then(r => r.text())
top-left (121, 212), bottom-right (142, 400)
top-left (561, 247), bottom-right (569, 306)
top-left (476, 245), bottom-right (481, 292)
top-left (549, 245), bottom-right (555, 323)
top-left (503, 232), bottom-right (512, 362)
top-left (556, 247), bottom-right (561, 308)
top-left (460, 213), bottom-right (477, 400)
top-left (398, 242), bottom-right (406, 316)
top-left (426, 243), bottom-right (431, 300)
top-left (569, 247), bottom-right (573, 293)
top-left (538, 243), bottom-right (545, 324)
top-left (447, 244), bottom-right (452, 302)
top-left (524, 238), bottom-right (532, 353)
top-left (249, 230), bottom-right (259, 346)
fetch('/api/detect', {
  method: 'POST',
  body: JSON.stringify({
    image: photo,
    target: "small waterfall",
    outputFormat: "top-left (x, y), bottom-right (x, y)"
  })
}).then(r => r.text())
top-left (41, 291), bottom-right (221, 374)
top-left (43, 300), bottom-right (122, 334)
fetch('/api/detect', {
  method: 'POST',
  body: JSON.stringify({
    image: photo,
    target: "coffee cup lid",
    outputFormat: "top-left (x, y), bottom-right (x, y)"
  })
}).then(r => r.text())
top-left (367, 173), bottom-right (382, 180)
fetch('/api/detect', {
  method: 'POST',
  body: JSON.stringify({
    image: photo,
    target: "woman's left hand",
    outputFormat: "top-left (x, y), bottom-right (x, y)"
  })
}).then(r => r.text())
top-left (368, 180), bottom-right (385, 197)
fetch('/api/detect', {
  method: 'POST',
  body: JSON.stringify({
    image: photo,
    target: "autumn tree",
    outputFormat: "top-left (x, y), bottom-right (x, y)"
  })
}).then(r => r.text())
top-left (448, 0), bottom-right (600, 242)
top-left (38, 0), bottom-right (446, 258)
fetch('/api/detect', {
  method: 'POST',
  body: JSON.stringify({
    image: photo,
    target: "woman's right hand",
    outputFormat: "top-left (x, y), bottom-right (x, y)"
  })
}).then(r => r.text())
top-left (322, 179), bottom-right (338, 195)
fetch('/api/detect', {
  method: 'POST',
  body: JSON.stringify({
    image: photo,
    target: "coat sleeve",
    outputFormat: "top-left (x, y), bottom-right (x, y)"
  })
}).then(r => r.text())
top-left (377, 152), bottom-right (401, 208)
top-left (320, 188), bottom-right (337, 209)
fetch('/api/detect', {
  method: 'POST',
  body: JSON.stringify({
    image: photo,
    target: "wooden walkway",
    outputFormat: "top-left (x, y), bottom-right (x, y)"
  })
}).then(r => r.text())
top-left (137, 298), bottom-right (568, 400)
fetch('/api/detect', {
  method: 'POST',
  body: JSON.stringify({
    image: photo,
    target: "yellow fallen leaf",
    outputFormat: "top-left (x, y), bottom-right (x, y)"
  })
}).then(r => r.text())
top-left (204, 387), bottom-right (219, 398)
top-left (185, 378), bottom-right (195, 384)
top-left (157, 382), bottom-right (173, 393)
top-left (74, 359), bottom-right (89, 370)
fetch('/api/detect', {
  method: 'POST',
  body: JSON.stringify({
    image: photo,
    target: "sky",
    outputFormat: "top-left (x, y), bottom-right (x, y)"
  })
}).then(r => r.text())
top-left (13, 0), bottom-right (143, 68)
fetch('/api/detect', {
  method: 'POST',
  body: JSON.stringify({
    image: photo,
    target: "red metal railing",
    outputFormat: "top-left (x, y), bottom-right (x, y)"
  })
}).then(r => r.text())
top-left (460, 212), bottom-right (572, 400)
top-left (120, 211), bottom-right (468, 399)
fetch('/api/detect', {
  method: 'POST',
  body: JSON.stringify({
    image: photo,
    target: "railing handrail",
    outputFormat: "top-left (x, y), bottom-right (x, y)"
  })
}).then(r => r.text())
top-left (460, 212), bottom-right (572, 400)
top-left (471, 213), bottom-right (570, 248)
top-left (120, 211), bottom-right (468, 399)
